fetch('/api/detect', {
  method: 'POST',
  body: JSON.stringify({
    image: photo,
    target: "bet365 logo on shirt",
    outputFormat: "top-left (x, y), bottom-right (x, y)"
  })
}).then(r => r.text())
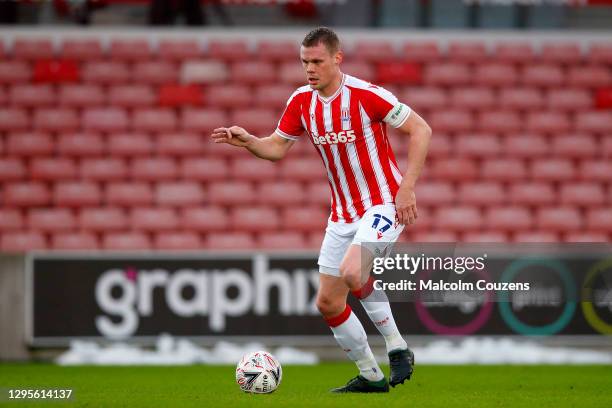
top-left (312, 129), bottom-right (356, 145)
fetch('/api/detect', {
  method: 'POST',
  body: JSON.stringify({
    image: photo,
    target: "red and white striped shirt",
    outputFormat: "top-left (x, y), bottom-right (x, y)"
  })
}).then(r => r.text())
top-left (276, 74), bottom-right (411, 223)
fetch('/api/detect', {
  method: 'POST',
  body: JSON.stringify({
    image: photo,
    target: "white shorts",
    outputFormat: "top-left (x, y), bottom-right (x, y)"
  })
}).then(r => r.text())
top-left (318, 203), bottom-right (405, 277)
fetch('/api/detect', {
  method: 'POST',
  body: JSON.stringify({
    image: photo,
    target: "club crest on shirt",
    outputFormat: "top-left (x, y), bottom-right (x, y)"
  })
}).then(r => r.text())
top-left (341, 108), bottom-right (351, 123)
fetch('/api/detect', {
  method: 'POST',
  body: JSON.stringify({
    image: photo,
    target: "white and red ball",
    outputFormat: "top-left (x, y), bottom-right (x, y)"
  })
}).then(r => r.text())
top-left (235, 351), bottom-right (282, 394)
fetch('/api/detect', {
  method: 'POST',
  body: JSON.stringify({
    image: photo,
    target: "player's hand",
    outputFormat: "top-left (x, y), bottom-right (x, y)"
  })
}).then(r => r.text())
top-left (211, 126), bottom-right (253, 147)
top-left (395, 185), bottom-right (417, 225)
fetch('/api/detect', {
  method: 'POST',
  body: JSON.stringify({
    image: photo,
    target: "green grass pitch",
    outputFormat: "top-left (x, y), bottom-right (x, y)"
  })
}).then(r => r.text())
top-left (1, 363), bottom-right (611, 407)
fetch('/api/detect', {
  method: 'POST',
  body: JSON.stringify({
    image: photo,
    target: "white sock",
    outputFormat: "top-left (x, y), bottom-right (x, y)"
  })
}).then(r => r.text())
top-left (354, 277), bottom-right (408, 353)
top-left (326, 305), bottom-right (384, 382)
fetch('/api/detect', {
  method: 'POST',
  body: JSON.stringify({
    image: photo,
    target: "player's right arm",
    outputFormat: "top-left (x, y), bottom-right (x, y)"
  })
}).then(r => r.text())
top-left (210, 126), bottom-right (295, 162)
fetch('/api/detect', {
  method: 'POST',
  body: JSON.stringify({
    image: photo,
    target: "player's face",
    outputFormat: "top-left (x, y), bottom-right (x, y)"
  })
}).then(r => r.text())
top-left (300, 43), bottom-right (342, 92)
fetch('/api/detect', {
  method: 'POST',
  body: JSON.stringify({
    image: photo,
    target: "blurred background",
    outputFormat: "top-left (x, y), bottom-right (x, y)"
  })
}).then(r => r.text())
top-left (0, 0), bottom-right (611, 363)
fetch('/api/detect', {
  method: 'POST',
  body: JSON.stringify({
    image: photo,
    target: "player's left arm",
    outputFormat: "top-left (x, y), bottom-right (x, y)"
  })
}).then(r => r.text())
top-left (394, 109), bottom-right (432, 225)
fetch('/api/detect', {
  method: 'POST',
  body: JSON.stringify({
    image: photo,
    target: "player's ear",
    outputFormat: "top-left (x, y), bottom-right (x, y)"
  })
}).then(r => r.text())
top-left (335, 50), bottom-right (343, 65)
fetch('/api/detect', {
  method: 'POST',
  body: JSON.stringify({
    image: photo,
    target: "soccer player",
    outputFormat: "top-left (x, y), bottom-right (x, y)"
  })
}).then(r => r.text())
top-left (211, 27), bottom-right (432, 393)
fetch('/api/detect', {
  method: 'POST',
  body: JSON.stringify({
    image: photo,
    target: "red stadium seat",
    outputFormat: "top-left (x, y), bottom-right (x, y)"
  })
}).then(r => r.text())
top-left (509, 182), bottom-right (556, 206)
top-left (434, 206), bottom-right (482, 231)
top-left (448, 41), bottom-right (487, 62)
top-left (603, 138), bottom-right (612, 157)
top-left (205, 84), bottom-right (252, 109)
top-left (130, 207), bottom-right (179, 231)
top-left (462, 231), bottom-right (509, 243)
top-left (560, 182), bottom-right (605, 207)
top-left (9, 84), bottom-right (55, 107)
top-left (61, 39), bottom-right (103, 60)
top-left (281, 207), bottom-right (328, 232)
top-left (6, 132), bottom-right (54, 156)
top-left (52, 232), bottom-right (100, 250)
top-left (131, 157), bottom-right (178, 181)
top-left (578, 160), bottom-right (612, 182)
top-left (306, 231), bottom-right (325, 249)
top-left (424, 63), bottom-right (471, 86)
top-left (58, 84), bottom-right (105, 108)
top-left (154, 232), bottom-right (202, 250)
top-left (279, 62), bottom-right (305, 85)
top-left (540, 42), bottom-right (581, 64)
top-left (575, 111), bottom-right (612, 133)
top-left (551, 134), bottom-right (597, 158)
top-left (80, 158), bottom-right (128, 181)
top-left (412, 231), bottom-right (458, 242)
top-left (57, 132), bottom-right (105, 157)
top-left (306, 182), bottom-right (331, 206)
top-left (82, 61), bottom-right (130, 84)
top-left (457, 182), bottom-right (506, 205)
top-left (231, 61), bottom-right (277, 85)
top-left (27, 208), bottom-right (76, 231)
top-left (12, 38), bottom-right (54, 60)
top-left (181, 60), bottom-right (228, 84)
top-left (257, 40), bottom-right (298, 61)
top-left (258, 232), bottom-right (306, 250)
top-left (513, 231), bottom-right (559, 243)
top-left (0, 159), bottom-right (26, 181)
top-left (132, 108), bottom-right (177, 133)
top-left (155, 182), bottom-right (205, 207)
top-left (376, 62), bottom-right (421, 85)
top-left (522, 64), bottom-right (565, 87)
top-left (180, 157), bottom-right (229, 181)
top-left (254, 84), bottom-right (294, 109)
top-left (402, 42), bottom-right (440, 62)
top-left (481, 158), bottom-right (527, 181)
top-left (564, 232), bottom-right (609, 243)
top-left (157, 134), bottom-right (206, 156)
top-left (530, 159), bottom-right (575, 181)
top-left (595, 87), bottom-right (612, 109)
top-left (208, 181), bottom-right (256, 206)
top-left (158, 39), bottom-right (202, 61)
top-left (485, 207), bottom-right (533, 231)
top-left (567, 65), bottom-right (611, 88)
top-left (205, 232), bottom-right (255, 250)
top-left (180, 206), bottom-right (229, 232)
top-left (79, 207), bottom-right (127, 231)
top-left (102, 232), bottom-right (151, 250)
top-left (449, 87), bottom-right (494, 111)
top-left (474, 64), bottom-right (518, 86)
top-left (526, 111), bottom-right (571, 133)
top-left (0, 209), bottom-right (24, 230)
top-left (106, 182), bottom-right (154, 206)
top-left (133, 61), bottom-right (178, 85)
top-left (502, 134), bottom-right (549, 158)
top-left (158, 85), bottom-right (203, 107)
top-left (82, 108), bottom-right (129, 132)
top-left (455, 134), bottom-right (501, 157)
top-left (589, 43), bottom-right (612, 64)
top-left (207, 40), bottom-right (251, 61)
top-left (30, 158), bottom-right (77, 181)
top-left (0, 108), bottom-right (29, 131)
top-left (109, 39), bottom-right (152, 61)
top-left (229, 108), bottom-right (278, 135)
top-left (0, 62), bottom-right (31, 84)
top-left (33, 60), bottom-right (79, 83)
top-left (499, 88), bottom-right (544, 110)
top-left (424, 133), bottom-right (452, 158)
top-left (257, 181), bottom-right (304, 206)
top-left (352, 41), bottom-right (396, 62)
top-left (1, 231), bottom-right (47, 251)
top-left (181, 108), bottom-right (228, 133)
top-left (429, 110), bottom-right (473, 133)
top-left (477, 111), bottom-right (522, 133)
top-left (430, 158), bottom-right (478, 181)
top-left (546, 88), bottom-right (592, 111)
top-left (0, 87), bottom-right (5, 106)
top-left (586, 208), bottom-right (612, 231)
top-left (108, 85), bottom-right (156, 108)
top-left (536, 207), bottom-right (582, 231)
top-left (229, 157), bottom-right (278, 181)
top-left (230, 207), bottom-right (279, 232)
top-left (493, 42), bottom-right (534, 63)
top-left (4, 182), bottom-right (51, 207)
top-left (54, 182), bottom-right (102, 207)
top-left (401, 87), bottom-right (447, 111)
top-left (415, 181), bottom-right (456, 206)
top-left (279, 157), bottom-right (326, 182)
top-left (34, 108), bottom-right (79, 132)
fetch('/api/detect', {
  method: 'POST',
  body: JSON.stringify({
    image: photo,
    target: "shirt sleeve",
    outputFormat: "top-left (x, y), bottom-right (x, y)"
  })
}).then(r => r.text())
top-left (363, 85), bottom-right (412, 128)
top-left (276, 91), bottom-right (305, 141)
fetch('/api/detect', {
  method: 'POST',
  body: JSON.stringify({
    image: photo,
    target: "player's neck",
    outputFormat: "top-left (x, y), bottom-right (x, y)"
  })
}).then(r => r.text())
top-left (318, 72), bottom-right (344, 98)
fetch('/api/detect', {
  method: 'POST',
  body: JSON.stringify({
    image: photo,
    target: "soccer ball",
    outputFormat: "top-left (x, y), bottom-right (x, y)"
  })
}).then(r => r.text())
top-left (235, 351), bottom-right (282, 394)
